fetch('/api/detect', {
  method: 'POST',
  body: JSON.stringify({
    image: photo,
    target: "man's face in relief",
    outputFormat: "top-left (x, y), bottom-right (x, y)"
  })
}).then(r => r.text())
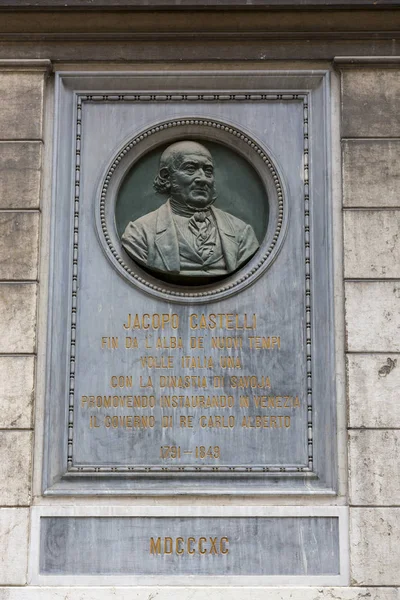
top-left (169, 150), bottom-right (215, 210)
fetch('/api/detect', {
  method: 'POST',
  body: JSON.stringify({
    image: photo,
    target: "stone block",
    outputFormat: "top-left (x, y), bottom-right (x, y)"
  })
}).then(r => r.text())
top-left (342, 69), bottom-right (400, 138)
top-left (345, 282), bottom-right (400, 352)
top-left (348, 353), bottom-right (400, 428)
top-left (0, 212), bottom-right (39, 280)
top-left (349, 430), bottom-right (400, 505)
top-left (1, 589), bottom-right (400, 600)
top-left (0, 356), bottom-right (34, 428)
top-left (0, 284), bottom-right (37, 353)
top-left (0, 73), bottom-right (44, 140)
top-left (343, 140), bottom-right (400, 207)
top-left (344, 210), bottom-right (400, 278)
top-left (351, 508), bottom-right (400, 586)
top-left (0, 142), bottom-right (41, 209)
top-left (0, 431), bottom-right (32, 506)
top-left (0, 509), bottom-right (29, 584)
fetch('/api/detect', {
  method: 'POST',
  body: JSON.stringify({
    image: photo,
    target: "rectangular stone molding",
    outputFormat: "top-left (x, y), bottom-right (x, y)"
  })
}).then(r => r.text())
top-left (349, 430), bottom-right (400, 506)
top-left (341, 69), bottom-right (400, 138)
top-left (0, 356), bottom-right (34, 428)
top-left (0, 431), bottom-right (32, 505)
top-left (344, 210), bottom-right (400, 279)
top-left (343, 140), bottom-right (400, 207)
top-left (0, 142), bottom-right (42, 209)
top-left (43, 70), bottom-right (337, 496)
top-left (0, 212), bottom-right (40, 280)
top-left (0, 283), bottom-right (37, 353)
top-left (29, 507), bottom-right (348, 586)
top-left (41, 517), bottom-right (339, 576)
top-left (351, 508), bottom-right (400, 586)
top-left (0, 72), bottom-right (45, 140)
top-left (0, 590), bottom-right (399, 600)
top-left (347, 353), bottom-right (400, 428)
top-left (345, 282), bottom-right (400, 352)
top-left (0, 508), bottom-right (29, 584)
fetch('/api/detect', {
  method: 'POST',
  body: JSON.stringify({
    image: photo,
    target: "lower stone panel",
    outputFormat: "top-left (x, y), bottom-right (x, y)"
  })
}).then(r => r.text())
top-left (39, 515), bottom-right (339, 577)
top-left (29, 507), bottom-right (348, 585)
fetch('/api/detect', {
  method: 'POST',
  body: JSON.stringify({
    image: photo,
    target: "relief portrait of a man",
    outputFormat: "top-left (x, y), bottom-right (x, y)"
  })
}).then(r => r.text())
top-left (121, 141), bottom-right (260, 279)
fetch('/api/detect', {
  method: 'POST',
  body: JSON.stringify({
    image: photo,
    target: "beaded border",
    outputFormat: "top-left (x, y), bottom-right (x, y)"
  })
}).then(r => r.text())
top-left (67, 93), bottom-right (313, 476)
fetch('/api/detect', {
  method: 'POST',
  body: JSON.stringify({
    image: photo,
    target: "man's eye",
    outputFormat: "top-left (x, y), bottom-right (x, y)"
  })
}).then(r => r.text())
top-left (205, 169), bottom-right (213, 176)
top-left (184, 166), bottom-right (196, 174)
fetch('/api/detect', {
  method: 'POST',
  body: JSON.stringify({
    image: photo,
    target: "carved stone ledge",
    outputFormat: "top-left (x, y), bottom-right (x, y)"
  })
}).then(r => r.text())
top-left (0, 59), bottom-right (52, 72)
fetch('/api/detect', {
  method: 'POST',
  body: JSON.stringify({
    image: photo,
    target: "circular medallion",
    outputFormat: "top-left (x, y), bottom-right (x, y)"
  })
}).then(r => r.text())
top-left (97, 118), bottom-right (288, 303)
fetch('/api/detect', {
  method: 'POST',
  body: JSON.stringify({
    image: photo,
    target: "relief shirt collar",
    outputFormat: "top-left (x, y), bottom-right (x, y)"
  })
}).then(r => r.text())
top-left (169, 196), bottom-right (214, 218)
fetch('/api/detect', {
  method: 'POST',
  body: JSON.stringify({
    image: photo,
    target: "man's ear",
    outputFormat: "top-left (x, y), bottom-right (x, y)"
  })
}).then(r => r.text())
top-left (159, 167), bottom-right (170, 182)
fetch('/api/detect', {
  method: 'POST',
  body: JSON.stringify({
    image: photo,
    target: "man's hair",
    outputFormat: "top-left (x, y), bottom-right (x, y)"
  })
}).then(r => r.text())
top-left (153, 170), bottom-right (171, 194)
top-left (153, 141), bottom-right (213, 195)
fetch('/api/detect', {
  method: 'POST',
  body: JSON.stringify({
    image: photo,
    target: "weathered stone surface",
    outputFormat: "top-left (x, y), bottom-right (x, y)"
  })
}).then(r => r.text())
top-left (351, 508), bottom-right (400, 586)
top-left (0, 432), bottom-right (31, 505)
top-left (0, 73), bottom-right (44, 139)
top-left (342, 69), bottom-right (400, 138)
top-left (345, 282), bottom-right (400, 352)
top-left (1, 589), bottom-right (400, 600)
top-left (0, 142), bottom-right (41, 209)
top-left (343, 140), bottom-right (400, 208)
top-left (0, 284), bottom-right (37, 353)
top-left (349, 430), bottom-right (400, 506)
top-left (344, 210), bottom-right (400, 279)
top-left (0, 509), bottom-right (29, 584)
top-left (0, 212), bottom-right (39, 280)
top-left (0, 356), bottom-right (34, 428)
top-left (348, 353), bottom-right (400, 428)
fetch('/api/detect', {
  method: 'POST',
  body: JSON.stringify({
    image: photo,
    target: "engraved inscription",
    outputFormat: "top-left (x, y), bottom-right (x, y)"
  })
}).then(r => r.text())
top-left (149, 536), bottom-right (229, 555)
top-left (77, 311), bottom-right (303, 468)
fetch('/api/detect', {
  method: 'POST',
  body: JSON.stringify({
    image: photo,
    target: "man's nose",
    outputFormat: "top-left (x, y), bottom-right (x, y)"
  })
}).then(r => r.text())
top-left (194, 168), bottom-right (208, 182)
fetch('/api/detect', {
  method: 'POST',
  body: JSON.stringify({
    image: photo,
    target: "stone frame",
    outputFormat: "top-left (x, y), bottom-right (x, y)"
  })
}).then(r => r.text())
top-left (43, 70), bottom-right (337, 496)
top-left (28, 506), bottom-right (349, 586)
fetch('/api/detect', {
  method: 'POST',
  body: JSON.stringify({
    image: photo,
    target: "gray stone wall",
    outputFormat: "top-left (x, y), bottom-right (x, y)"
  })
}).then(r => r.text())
top-left (0, 63), bottom-right (48, 585)
top-left (341, 66), bottom-right (400, 587)
top-left (0, 58), bottom-right (399, 597)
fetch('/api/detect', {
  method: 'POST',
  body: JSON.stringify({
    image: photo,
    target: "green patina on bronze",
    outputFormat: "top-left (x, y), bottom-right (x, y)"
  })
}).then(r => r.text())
top-left (115, 140), bottom-right (269, 246)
